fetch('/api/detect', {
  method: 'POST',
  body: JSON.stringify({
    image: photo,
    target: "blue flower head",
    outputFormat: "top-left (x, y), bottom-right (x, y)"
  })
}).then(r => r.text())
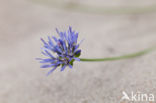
top-left (37, 27), bottom-right (82, 75)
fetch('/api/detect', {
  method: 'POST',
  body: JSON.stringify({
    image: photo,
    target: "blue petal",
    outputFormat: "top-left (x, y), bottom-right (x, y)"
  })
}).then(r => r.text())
top-left (73, 33), bottom-right (78, 43)
top-left (64, 32), bottom-right (69, 42)
top-left (54, 46), bottom-right (62, 53)
top-left (48, 36), bottom-right (54, 47)
top-left (40, 64), bottom-right (56, 68)
top-left (69, 26), bottom-right (72, 32)
top-left (59, 32), bottom-right (65, 39)
top-left (61, 65), bottom-right (66, 71)
top-left (68, 64), bottom-right (73, 69)
top-left (62, 41), bottom-right (67, 52)
top-left (56, 28), bottom-right (60, 34)
top-left (52, 36), bottom-right (58, 42)
top-left (74, 45), bottom-right (79, 52)
top-left (41, 51), bottom-right (48, 56)
top-left (56, 28), bottom-right (64, 39)
top-left (56, 61), bottom-right (63, 65)
top-left (40, 59), bottom-right (55, 63)
top-left (74, 57), bottom-right (80, 61)
top-left (44, 50), bottom-right (55, 58)
top-left (46, 66), bottom-right (57, 76)
top-left (40, 38), bottom-right (48, 46)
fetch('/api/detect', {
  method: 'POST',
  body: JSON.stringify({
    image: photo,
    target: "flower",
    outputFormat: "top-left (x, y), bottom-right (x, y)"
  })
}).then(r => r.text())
top-left (37, 26), bottom-right (82, 75)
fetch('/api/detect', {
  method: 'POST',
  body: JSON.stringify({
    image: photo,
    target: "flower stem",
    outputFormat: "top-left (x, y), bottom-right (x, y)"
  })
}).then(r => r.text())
top-left (80, 47), bottom-right (156, 62)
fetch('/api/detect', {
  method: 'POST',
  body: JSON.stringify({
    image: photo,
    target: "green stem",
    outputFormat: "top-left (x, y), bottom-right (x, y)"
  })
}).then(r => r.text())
top-left (80, 47), bottom-right (156, 62)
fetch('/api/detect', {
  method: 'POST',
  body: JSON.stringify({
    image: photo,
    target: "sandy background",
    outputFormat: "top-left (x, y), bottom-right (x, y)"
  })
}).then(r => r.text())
top-left (1, 0), bottom-right (156, 103)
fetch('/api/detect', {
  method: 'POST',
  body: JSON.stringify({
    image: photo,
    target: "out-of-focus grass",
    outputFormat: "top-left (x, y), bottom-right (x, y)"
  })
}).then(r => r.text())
top-left (31, 0), bottom-right (156, 14)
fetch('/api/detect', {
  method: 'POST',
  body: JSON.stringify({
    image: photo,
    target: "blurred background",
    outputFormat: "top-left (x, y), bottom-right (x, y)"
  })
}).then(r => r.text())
top-left (1, 0), bottom-right (156, 103)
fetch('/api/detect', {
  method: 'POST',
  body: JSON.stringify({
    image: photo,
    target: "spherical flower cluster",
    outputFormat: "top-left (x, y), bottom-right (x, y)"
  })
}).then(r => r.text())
top-left (37, 27), bottom-right (82, 75)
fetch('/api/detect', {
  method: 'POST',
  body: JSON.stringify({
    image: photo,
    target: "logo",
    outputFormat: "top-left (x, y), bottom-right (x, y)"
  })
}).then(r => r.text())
top-left (120, 91), bottom-right (155, 102)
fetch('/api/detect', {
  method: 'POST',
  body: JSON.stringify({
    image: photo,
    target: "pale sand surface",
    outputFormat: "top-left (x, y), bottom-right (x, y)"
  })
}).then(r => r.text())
top-left (1, 0), bottom-right (156, 103)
